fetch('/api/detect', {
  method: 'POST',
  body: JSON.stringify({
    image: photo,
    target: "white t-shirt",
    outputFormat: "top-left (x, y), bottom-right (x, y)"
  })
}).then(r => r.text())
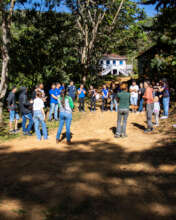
top-left (130, 85), bottom-right (139, 98)
top-left (33, 98), bottom-right (44, 111)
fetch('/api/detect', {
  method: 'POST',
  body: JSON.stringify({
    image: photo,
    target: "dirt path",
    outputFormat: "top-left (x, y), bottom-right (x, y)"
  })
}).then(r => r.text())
top-left (0, 110), bottom-right (176, 220)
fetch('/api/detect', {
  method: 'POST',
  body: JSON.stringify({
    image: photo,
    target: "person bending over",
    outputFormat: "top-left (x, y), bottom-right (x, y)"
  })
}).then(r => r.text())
top-left (56, 90), bottom-right (74, 144)
top-left (115, 83), bottom-right (130, 138)
top-left (33, 91), bottom-right (48, 140)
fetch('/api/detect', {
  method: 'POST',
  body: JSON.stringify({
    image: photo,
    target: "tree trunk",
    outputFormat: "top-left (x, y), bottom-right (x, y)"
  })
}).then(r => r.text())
top-left (0, 0), bottom-right (16, 123)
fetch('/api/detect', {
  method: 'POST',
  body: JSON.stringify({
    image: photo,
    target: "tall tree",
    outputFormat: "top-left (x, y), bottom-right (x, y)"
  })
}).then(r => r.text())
top-left (0, 0), bottom-right (17, 123)
top-left (65, 0), bottom-right (127, 81)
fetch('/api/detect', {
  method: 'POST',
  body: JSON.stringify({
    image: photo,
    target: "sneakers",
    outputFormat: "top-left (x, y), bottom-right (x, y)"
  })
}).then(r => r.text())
top-left (160, 116), bottom-right (168, 119)
top-left (144, 128), bottom-right (153, 133)
top-left (114, 134), bottom-right (121, 138)
top-left (56, 139), bottom-right (61, 144)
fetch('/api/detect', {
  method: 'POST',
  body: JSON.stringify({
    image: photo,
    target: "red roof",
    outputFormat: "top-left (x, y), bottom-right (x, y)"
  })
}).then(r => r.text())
top-left (103, 53), bottom-right (127, 60)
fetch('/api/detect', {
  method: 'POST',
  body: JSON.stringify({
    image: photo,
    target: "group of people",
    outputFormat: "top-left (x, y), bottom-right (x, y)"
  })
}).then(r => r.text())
top-left (6, 78), bottom-right (170, 143)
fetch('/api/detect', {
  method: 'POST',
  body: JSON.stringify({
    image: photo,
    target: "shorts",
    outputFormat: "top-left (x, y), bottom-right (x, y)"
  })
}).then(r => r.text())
top-left (130, 97), bottom-right (138, 106)
top-left (9, 110), bottom-right (20, 122)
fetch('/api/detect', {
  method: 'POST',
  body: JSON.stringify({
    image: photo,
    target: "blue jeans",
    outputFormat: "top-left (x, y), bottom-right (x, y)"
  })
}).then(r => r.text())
top-left (130, 96), bottom-right (138, 106)
top-left (138, 98), bottom-right (144, 112)
top-left (22, 113), bottom-right (33, 133)
top-left (110, 95), bottom-right (118, 112)
top-left (49, 103), bottom-right (58, 120)
top-left (116, 109), bottom-right (129, 135)
top-left (9, 110), bottom-right (20, 122)
top-left (163, 97), bottom-right (170, 116)
top-left (56, 112), bottom-right (72, 141)
top-left (33, 110), bottom-right (48, 140)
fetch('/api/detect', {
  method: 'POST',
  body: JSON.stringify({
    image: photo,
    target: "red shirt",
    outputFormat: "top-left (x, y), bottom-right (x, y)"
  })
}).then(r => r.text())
top-left (143, 87), bottom-right (154, 104)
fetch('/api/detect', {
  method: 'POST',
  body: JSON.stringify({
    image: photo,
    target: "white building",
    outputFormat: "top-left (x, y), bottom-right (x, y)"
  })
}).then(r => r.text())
top-left (99, 54), bottom-right (133, 76)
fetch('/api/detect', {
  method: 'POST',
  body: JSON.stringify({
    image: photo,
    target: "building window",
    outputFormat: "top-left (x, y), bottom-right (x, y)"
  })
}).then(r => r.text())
top-left (106, 60), bottom-right (110, 65)
top-left (113, 60), bottom-right (116, 65)
top-left (119, 60), bottom-right (123, 65)
top-left (100, 60), bottom-right (103, 65)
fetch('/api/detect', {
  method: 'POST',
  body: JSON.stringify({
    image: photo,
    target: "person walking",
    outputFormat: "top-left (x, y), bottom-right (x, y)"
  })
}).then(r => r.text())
top-left (130, 80), bottom-right (139, 113)
top-left (115, 83), bottom-right (130, 138)
top-left (78, 84), bottom-right (86, 112)
top-left (19, 87), bottom-right (33, 136)
top-left (143, 81), bottom-right (154, 133)
top-left (33, 91), bottom-right (48, 140)
top-left (7, 86), bottom-right (20, 134)
top-left (68, 81), bottom-right (76, 101)
top-left (101, 85), bottom-right (108, 111)
top-left (89, 85), bottom-right (96, 112)
top-left (160, 79), bottom-right (170, 119)
top-left (138, 82), bottom-right (145, 112)
top-left (110, 83), bottom-right (118, 112)
top-left (56, 90), bottom-right (74, 144)
top-left (48, 83), bottom-right (58, 121)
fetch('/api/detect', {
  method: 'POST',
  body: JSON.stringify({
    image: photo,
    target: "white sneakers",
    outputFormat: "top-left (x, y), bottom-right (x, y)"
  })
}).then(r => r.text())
top-left (160, 116), bottom-right (168, 119)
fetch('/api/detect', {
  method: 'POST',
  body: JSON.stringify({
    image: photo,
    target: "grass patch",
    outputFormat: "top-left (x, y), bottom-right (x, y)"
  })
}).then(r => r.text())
top-left (0, 108), bottom-right (84, 143)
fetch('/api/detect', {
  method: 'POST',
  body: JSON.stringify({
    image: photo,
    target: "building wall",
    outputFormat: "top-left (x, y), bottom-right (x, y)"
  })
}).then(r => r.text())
top-left (100, 58), bottom-right (127, 69)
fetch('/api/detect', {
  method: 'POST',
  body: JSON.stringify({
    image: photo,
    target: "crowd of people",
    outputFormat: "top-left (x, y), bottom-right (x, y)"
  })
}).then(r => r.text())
top-left (6, 78), bottom-right (171, 143)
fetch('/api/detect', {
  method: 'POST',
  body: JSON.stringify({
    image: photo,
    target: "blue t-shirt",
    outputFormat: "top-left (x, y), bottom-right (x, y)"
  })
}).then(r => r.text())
top-left (49, 89), bottom-right (58, 104)
top-left (60, 86), bottom-right (65, 91)
top-left (68, 85), bottom-right (76, 97)
top-left (55, 87), bottom-right (62, 96)
top-left (102, 88), bottom-right (108, 98)
top-left (78, 88), bottom-right (86, 98)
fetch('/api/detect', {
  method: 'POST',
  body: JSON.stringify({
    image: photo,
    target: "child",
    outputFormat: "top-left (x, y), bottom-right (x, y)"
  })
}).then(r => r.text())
top-left (89, 85), bottom-right (96, 112)
top-left (101, 85), bottom-right (108, 111)
top-left (153, 96), bottom-right (160, 127)
top-left (33, 91), bottom-right (48, 140)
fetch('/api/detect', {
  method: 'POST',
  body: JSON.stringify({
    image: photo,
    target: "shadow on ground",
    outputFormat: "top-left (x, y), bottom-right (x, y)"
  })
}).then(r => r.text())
top-left (0, 136), bottom-right (176, 220)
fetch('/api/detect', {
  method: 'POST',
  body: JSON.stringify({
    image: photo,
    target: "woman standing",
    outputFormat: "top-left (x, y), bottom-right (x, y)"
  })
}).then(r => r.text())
top-left (78, 84), bottom-right (86, 112)
top-left (138, 82), bottom-right (145, 112)
top-left (143, 81), bottom-right (154, 133)
top-left (160, 79), bottom-right (170, 119)
top-left (33, 91), bottom-right (48, 140)
top-left (56, 90), bottom-right (74, 144)
top-left (89, 85), bottom-right (96, 112)
top-left (115, 83), bottom-right (130, 138)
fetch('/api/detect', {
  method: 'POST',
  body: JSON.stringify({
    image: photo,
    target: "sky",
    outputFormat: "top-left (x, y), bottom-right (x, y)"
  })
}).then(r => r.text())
top-left (15, 0), bottom-right (157, 17)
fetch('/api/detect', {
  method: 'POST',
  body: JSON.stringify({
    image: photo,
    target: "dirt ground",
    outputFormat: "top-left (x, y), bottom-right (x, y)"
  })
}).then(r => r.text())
top-left (0, 110), bottom-right (176, 220)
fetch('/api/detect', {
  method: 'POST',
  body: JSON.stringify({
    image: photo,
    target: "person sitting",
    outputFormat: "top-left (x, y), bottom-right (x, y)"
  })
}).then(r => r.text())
top-left (115, 83), bottom-right (130, 138)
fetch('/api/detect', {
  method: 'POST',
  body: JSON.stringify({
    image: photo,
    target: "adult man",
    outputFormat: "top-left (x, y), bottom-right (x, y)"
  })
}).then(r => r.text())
top-left (143, 81), bottom-right (154, 133)
top-left (101, 84), bottom-right (108, 111)
top-left (19, 87), bottom-right (33, 136)
top-left (7, 86), bottom-right (20, 134)
top-left (55, 82), bottom-right (62, 97)
top-left (78, 84), bottom-right (86, 112)
top-left (130, 80), bottom-right (139, 113)
top-left (48, 83), bottom-right (58, 121)
top-left (68, 81), bottom-right (76, 101)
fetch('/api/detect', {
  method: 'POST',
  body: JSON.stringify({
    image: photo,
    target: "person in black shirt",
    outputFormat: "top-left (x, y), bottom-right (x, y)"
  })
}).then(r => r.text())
top-left (138, 82), bottom-right (145, 112)
top-left (89, 85), bottom-right (96, 112)
top-left (7, 86), bottom-right (20, 134)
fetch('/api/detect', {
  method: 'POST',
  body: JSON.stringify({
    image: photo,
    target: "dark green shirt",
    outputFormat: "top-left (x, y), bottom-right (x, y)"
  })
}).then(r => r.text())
top-left (118, 91), bottom-right (130, 109)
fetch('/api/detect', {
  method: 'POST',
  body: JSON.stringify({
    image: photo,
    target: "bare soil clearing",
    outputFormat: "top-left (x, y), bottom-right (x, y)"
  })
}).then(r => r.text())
top-left (0, 110), bottom-right (176, 220)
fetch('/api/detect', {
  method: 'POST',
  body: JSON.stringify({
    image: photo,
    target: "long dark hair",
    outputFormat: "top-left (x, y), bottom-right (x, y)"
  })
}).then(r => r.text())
top-left (60, 90), bottom-right (67, 109)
